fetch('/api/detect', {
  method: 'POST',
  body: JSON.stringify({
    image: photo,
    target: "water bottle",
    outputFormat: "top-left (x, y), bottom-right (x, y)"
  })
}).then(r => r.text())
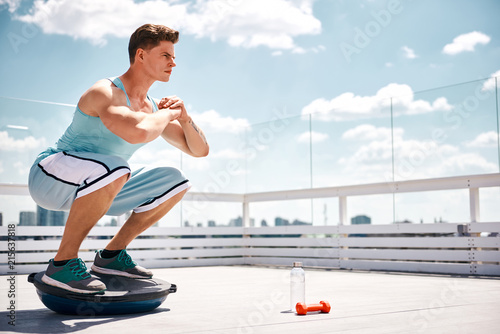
top-left (290, 261), bottom-right (305, 311)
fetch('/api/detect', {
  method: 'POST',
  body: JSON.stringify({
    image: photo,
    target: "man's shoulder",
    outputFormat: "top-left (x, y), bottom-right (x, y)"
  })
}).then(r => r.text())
top-left (87, 78), bottom-right (115, 95)
top-left (82, 79), bottom-right (123, 103)
top-left (78, 79), bottom-right (123, 115)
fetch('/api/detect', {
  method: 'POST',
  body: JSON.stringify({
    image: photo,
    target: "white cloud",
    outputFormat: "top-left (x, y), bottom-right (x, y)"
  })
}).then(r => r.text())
top-left (193, 109), bottom-right (250, 134)
top-left (13, 0), bottom-right (321, 52)
top-left (339, 139), bottom-right (392, 165)
top-left (436, 153), bottom-right (497, 175)
top-left (292, 46), bottom-right (307, 54)
top-left (339, 127), bottom-right (440, 166)
top-left (297, 131), bottom-right (328, 143)
top-left (402, 46), bottom-right (417, 59)
top-left (302, 83), bottom-right (453, 122)
top-left (15, 0), bottom-right (189, 46)
top-left (128, 145), bottom-right (180, 169)
top-left (13, 161), bottom-right (30, 176)
top-left (337, 124), bottom-right (495, 180)
top-left (0, 131), bottom-right (46, 151)
top-left (311, 45), bottom-right (326, 53)
top-left (442, 31), bottom-right (491, 55)
top-left (465, 131), bottom-right (498, 148)
top-left (0, 0), bottom-right (21, 12)
top-left (341, 124), bottom-right (402, 141)
top-left (481, 69), bottom-right (500, 91)
top-left (385, 62), bottom-right (393, 68)
top-left (192, 0), bottom-right (320, 52)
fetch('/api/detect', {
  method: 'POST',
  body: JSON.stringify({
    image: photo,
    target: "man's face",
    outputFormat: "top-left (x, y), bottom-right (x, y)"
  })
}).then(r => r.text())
top-left (142, 41), bottom-right (176, 82)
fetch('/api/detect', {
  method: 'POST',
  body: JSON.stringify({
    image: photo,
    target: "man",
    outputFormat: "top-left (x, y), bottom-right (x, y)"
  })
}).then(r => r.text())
top-left (28, 24), bottom-right (209, 294)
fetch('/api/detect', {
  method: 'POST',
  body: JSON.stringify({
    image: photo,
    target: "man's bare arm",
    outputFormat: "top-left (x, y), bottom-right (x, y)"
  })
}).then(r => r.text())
top-left (161, 117), bottom-right (209, 157)
top-left (78, 81), bottom-right (181, 144)
top-left (157, 95), bottom-right (209, 157)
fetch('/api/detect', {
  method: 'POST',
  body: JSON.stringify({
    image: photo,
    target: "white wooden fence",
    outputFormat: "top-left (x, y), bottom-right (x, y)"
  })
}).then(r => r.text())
top-left (1, 173), bottom-right (500, 276)
top-left (1, 223), bottom-right (499, 275)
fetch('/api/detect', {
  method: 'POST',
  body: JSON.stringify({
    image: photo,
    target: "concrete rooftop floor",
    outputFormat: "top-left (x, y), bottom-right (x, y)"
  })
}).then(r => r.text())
top-left (2, 266), bottom-right (500, 334)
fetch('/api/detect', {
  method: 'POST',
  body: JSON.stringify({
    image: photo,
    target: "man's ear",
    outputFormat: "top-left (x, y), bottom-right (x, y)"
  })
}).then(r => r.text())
top-left (136, 48), bottom-right (145, 62)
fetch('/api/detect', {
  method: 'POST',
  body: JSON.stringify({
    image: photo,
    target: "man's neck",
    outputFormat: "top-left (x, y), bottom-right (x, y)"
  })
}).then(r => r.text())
top-left (119, 68), bottom-right (155, 101)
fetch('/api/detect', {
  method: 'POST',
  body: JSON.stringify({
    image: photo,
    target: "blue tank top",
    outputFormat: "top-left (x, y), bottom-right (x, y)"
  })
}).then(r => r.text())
top-left (35, 77), bottom-right (158, 163)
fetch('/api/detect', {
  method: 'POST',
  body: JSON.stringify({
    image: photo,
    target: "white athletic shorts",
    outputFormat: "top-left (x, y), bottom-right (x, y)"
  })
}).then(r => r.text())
top-left (28, 151), bottom-right (191, 216)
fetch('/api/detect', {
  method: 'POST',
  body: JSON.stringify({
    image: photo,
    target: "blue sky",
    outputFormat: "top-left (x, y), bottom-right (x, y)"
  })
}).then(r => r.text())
top-left (1, 0), bottom-right (499, 226)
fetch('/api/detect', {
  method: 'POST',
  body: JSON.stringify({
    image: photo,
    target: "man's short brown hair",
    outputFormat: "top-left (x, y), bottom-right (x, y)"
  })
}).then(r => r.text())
top-left (128, 24), bottom-right (179, 63)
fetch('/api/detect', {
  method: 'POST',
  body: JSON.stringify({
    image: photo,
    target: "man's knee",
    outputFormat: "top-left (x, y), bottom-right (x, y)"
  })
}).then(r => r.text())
top-left (155, 166), bottom-right (185, 180)
top-left (143, 167), bottom-right (189, 189)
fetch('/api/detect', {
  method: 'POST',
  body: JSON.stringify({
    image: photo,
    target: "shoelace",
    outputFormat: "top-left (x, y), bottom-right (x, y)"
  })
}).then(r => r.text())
top-left (117, 250), bottom-right (135, 267)
top-left (67, 258), bottom-right (91, 279)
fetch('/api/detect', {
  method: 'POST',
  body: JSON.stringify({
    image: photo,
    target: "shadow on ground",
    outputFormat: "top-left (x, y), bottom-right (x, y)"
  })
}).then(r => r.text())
top-left (0, 307), bottom-right (170, 333)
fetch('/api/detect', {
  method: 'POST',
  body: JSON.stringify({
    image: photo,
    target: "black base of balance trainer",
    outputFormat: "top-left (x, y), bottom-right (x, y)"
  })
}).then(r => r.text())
top-left (28, 271), bottom-right (176, 315)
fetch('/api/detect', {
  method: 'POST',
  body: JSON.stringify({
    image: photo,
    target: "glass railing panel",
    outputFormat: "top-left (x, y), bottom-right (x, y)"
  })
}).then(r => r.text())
top-left (392, 78), bottom-right (499, 181)
top-left (312, 198), bottom-right (339, 226)
top-left (0, 194), bottom-right (118, 227)
top-left (245, 114), bottom-right (311, 193)
top-left (305, 82), bottom-right (399, 187)
top-left (128, 139), bottom-right (182, 173)
top-left (391, 78), bottom-right (499, 225)
top-left (311, 113), bottom-right (394, 187)
top-left (0, 97), bottom-right (75, 184)
top-left (182, 201), bottom-right (243, 228)
top-left (480, 187), bottom-right (500, 223)
top-left (0, 195), bottom-right (38, 227)
top-left (347, 194), bottom-right (394, 225)
top-left (393, 190), bottom-right (469, 224)
top-left (2, 76), bottom-right (499, 229)
top-left (249, 199), bottom-right (314, 227)
top-left (181, 130), bottom-right (246, 194)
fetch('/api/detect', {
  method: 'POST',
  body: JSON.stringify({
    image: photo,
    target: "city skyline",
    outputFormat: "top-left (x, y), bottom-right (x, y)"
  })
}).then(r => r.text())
top-left (3, 208), bottom-right (447, 228)
top-left (17, 205), bottom-right (67, 226)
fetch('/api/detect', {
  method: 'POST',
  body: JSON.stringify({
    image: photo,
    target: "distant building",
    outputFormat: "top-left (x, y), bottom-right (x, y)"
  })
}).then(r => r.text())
top-left (229, 216), bottom-right (242, 227)
top-left (274, 217), bottom-right (311, 226)
top-left (350, 215), bottom-right (371, 237)
top-left (37, 206), bottom-right (67, 226)
top-left (0, 212), bottom-right (3, 226)
top-left (351, 215), bottom-right (371, 225)
top-left (394, 219), bottom-right (413, 224)
top-left (19, 211), bottom-right (36, 226)
top-left (291, 219), bottom-right (311, 226)
top-left (208, 220), bottom-right (216, 227)
top-left (275, 217), bottom-right (290, 226)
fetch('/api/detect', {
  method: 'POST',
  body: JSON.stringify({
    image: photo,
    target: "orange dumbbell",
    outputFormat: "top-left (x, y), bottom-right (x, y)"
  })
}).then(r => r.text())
top-left (296, 301), bottom-right (331, 315)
